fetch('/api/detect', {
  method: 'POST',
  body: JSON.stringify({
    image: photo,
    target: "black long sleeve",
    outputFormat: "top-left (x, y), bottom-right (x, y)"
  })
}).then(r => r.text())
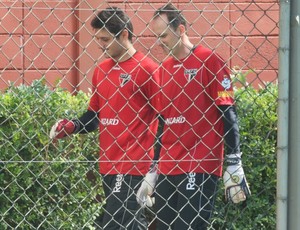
top-left (147, 114), bottom-right (165, 171)
top-left (218, 105), bottom-right (241, 155)
top-left (153, 115), bottom-right (165, 162)
top-left (72, 110), bottom-right (99, 134)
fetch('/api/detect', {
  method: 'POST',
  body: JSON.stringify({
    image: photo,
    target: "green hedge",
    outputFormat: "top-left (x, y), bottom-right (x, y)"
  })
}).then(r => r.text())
top-left (0, 80), bottom-right (277, 229)
top-left (212, 83), bottom-right (277, 229)
top-left (0, 80), bottom-right (103, 229)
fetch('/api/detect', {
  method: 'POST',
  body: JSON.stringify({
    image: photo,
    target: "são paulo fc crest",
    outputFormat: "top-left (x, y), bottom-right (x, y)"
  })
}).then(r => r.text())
top-left (221, 77), bottom-right (231, 90)
top-left (184, 69), bottom-right (197, 82)
top-left (119, 73), bottom-right (131, 87)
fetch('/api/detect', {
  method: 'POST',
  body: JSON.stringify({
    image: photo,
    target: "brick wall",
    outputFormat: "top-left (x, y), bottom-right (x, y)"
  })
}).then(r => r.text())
top-left (0, 0), bottom-right (279, 92)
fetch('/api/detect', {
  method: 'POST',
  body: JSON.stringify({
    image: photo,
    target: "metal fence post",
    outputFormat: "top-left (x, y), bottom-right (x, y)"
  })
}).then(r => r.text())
top-left (277, 1), bottom-right (290, 229)
top-left (289, 0), bottom-right (300, 229)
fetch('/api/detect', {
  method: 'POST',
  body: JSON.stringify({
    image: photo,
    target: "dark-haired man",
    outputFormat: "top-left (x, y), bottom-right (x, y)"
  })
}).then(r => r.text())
top-left (50, 7), bottom-right (160, 229)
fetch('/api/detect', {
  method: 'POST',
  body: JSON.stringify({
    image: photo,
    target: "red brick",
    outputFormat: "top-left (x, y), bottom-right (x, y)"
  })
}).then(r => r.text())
top-left (255, 69), bottom-right (278, 86)
top-left (230, 36), bottom-right (278, 70)
top-left (76, 74), bottom-right (94, 94)
top-left (0, 35), bottom-right (23, 69)
top-left (192, 36), bottom-right (231, 62)
top-left (176, 0), bottom-right (235, 3)
top-left (23, 69), bottom-right (78, 93)
top-left (125, 3), bottom-right (163, 37)
top-left (229, 0), bottom-right (278, 3)
top-left (0, 70), bottom-right (23, 91)
top-left (23, 1), bottom-right (78, 35)
top-left (71, 0), bottom-right (115, 32)
top-left (23, 34), bottom-right (76, 69)
top-left (0, 0), bottom-right (280, 92)
top-left (242, 69), bottom-right (278, 88)
top-left (126, 0), bottom-right (172, 3)
top-left (0, 1), bottom-right (23, 34)
top-left (76, 0), bottom-right (106, 7)
top-left (178, 3), bottom-right (230, 37)
top-left (133, 37), bottom-right (162, 63)
top-left (0, 68), bottom-right (78, 92)
top-left (177, 0), bottom-right (278, 3)
top-left (230, 3), bottom-right (279, 36)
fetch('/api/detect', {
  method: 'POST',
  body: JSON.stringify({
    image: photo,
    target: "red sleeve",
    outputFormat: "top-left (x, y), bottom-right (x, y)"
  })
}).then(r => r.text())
top-left (205, 53), bottom-right (235, 106)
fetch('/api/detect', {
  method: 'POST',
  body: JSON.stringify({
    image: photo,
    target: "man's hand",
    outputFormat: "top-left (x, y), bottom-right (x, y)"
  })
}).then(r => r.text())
top-left (223, 153), bottom-right (251, 203)
top-left (136, 165), bottom-right (158, 207)
top-left (49, 119), bottom-right (75, 139)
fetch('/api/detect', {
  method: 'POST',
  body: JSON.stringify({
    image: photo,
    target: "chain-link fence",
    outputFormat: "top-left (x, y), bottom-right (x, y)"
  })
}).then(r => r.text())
top-left (1, 1), bottom-right (279, 229)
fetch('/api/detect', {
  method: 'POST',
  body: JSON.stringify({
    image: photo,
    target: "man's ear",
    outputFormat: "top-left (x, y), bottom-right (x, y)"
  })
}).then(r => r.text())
top-left (178, 24), bottom-right (186, 36)
top-left (121, 29), bottom-right (129, 40)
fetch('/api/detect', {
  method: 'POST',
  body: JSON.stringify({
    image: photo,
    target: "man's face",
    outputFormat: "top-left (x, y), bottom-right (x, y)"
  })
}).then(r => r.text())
top-left (94, 28), bottom-right (125, 60)
top-left (151, 14), bottom-right (181, 56)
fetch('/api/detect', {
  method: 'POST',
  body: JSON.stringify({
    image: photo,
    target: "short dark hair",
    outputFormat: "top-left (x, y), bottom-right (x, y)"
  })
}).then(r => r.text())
top-left (153, 3), bottom-right (187, 30)
top-left (91, 7), bottom-right (134, 42)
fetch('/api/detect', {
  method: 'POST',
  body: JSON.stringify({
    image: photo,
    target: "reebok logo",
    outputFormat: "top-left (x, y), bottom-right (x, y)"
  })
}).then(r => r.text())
top-left (186, 172), bottom-right (196, 190)
top-left (113, 174), bottom-right (124, 193)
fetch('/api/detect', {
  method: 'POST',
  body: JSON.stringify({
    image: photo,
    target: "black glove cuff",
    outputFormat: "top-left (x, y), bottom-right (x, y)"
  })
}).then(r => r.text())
top-left (226, 157), bottom-right (241, 166)
top-left (225, 153), bottom-right (242, 166)
top-left (71, 119), bottom-right (81, 134)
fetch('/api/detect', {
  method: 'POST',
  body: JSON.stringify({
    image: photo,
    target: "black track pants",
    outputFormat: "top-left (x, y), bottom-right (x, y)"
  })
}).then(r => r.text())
top-left (99, 174), bottom-right (147, 230)
top-left (155, 173), bottom-right (219, 230)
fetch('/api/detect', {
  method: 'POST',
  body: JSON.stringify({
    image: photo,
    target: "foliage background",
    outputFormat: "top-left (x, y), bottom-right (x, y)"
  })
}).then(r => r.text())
top-left (212, 81), bottom-right (277, 229)
top-left (0, 80), bottom-right (103, 229)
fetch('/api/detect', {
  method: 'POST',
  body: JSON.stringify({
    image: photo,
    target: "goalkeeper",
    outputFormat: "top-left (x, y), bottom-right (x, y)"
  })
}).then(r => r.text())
top-left (136, 3), bottom-right (251, 230)
top-left (50, 7), bottom-right (160, 230)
